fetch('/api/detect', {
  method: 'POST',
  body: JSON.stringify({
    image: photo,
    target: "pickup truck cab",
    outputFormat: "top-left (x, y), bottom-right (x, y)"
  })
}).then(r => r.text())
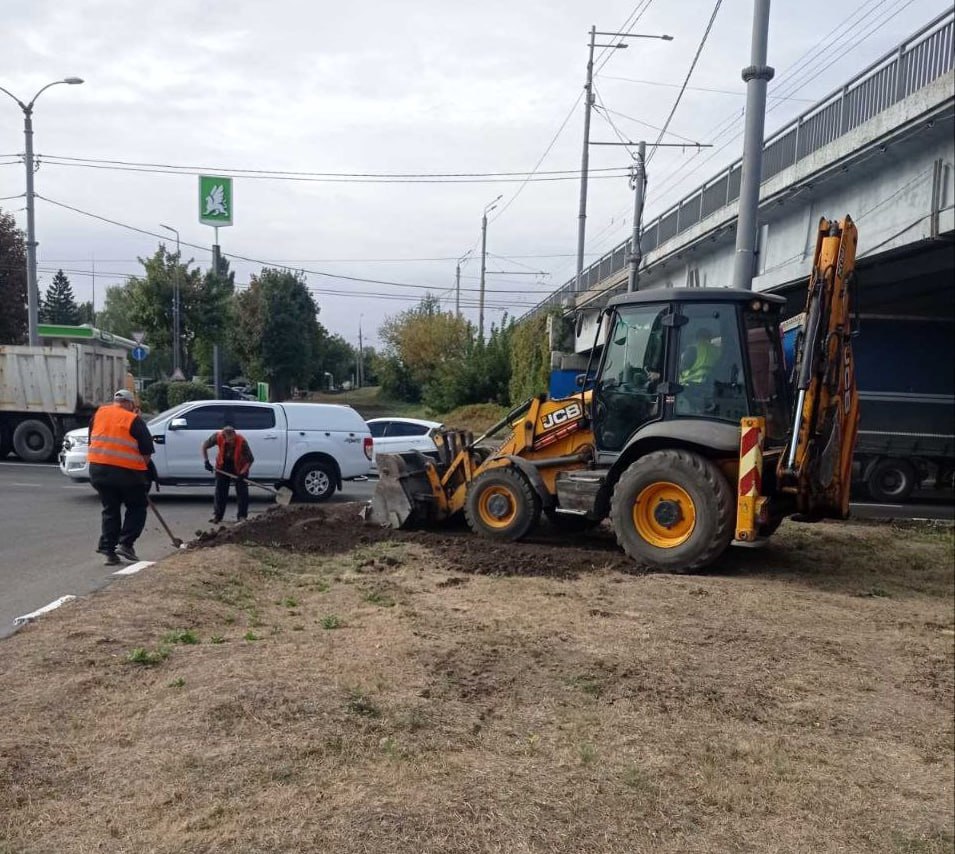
top-left (62, 400), bottom-right (373, 502)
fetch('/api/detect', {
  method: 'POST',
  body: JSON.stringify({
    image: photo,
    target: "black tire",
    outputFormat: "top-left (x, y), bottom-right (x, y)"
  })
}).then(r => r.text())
top-left (12, 419), bottom-right (55, 463)
top-left (293, 460), bottom-right (337, 502)
top-left (610, 449), bottom-right (734, 573)
top-left (0, 423), bottom-right (11, 459)
top-left (544, 508), bottom-right (601, 532)
top-left (464, 467), bottom-right (541, 541)
top-left (866, 458), bottom-right (917, 502)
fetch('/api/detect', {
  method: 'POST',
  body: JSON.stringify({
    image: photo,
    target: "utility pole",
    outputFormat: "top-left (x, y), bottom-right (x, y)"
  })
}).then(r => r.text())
top-left (575, 26), bottom-right (597, 295)
top-left (160, 224), bottom-right (182, 378)
top-left (732, 0), bottom-right (774, 291)
top-left (455, 249), bottom-right (471, 319)
top-left (627, 141), bottom-right (647, 292)
top-left (574, 29), bottom-right (672, 294)
top-left (0, 78), bottom-right (84, 345)
top-left (479, 195), bottom-right (501, 341)
top-left (90, 256), bottom-right (96, 326)
top-left (358, 316), bottom-right (364, 388)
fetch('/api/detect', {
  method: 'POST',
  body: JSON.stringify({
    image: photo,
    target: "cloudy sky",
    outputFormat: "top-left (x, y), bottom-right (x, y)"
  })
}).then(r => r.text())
top-left (2, 0), bottom-right (947, 346)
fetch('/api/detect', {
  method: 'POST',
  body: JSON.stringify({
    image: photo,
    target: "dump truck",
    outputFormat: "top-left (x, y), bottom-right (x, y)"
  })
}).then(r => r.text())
top-left (0, 326), bottom-right (135, 462)
top-left (783, 315), bottom-right (954, 501)
top-left (370, 216), bottom-right (860, 572)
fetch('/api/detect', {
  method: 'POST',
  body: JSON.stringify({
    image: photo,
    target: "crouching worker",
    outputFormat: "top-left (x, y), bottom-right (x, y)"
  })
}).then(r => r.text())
top-left (201, 424), bottom-right (255, 524)
top-left (88, 389), bottom-right (156, 565)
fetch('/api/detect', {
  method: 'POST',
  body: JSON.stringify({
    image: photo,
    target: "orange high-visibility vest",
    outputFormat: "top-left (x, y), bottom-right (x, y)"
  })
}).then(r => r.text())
top-left (87, 404), bottom-right (147, 471)
top-left (216, 432), bottom-right (248, 472)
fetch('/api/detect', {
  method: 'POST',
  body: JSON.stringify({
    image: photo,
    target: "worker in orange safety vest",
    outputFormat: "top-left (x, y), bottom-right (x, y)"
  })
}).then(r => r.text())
top-left (88, 389), bottom-right (156, 565)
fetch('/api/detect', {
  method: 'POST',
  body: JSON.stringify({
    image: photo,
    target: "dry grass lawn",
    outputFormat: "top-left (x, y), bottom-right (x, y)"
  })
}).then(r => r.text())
top-left (0, 514), bottom-right (953, 854)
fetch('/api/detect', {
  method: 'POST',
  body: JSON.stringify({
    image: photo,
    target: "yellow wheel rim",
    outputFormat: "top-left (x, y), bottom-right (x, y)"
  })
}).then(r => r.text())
top-left (632, 481), bottom-right (696, 549)
top-left (477, 484), bottom-right (518, 529)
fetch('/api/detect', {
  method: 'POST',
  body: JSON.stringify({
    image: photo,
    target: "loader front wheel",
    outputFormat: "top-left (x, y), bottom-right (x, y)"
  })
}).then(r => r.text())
top-left (465, 468), bottom-right (541, 541)
top-left (611, 449), bottom-right (733, 573)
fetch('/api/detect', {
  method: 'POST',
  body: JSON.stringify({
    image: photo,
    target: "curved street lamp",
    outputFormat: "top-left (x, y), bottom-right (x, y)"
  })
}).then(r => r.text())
top-left (0, 78), bottom-right (84, 345)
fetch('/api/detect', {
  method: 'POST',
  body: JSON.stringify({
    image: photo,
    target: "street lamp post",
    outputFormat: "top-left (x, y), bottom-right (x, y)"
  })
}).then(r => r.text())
top-left (0, 77), bottom-right (84, 346)
top-left (159, 224), bottom-right (182, 378)
top-left (479, 195), bottom-right (502, 341)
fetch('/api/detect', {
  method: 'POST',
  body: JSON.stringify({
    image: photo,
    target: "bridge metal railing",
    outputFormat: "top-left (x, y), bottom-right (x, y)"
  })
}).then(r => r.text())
top-left (520, 9), bottom-right (954, 321)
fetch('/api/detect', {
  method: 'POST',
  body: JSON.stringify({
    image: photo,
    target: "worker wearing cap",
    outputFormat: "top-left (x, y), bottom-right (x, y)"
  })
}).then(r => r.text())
top-left (200, 425), bottom-right (255, 523)
top-left (88, 389), bottom-right (155, 565)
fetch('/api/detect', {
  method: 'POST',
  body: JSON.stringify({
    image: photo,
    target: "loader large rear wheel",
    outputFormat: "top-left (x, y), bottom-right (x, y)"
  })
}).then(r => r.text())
top-left (465, 468), bottom-right (541, 541)
top-left (610, 449), bottom-right (734, 573)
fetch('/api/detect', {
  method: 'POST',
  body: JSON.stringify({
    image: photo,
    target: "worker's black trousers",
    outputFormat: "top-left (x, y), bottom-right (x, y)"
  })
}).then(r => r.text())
top-left (213, 473), bottom-right (249, 521)
top-left (89, 463), bottom-right (149, 552)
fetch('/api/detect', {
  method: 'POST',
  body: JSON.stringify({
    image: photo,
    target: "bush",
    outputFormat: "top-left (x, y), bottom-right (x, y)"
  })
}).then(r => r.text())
top-left (143, 380), bottom-right (169, 413)
top-left (167, 381), bottom-right (214, 407)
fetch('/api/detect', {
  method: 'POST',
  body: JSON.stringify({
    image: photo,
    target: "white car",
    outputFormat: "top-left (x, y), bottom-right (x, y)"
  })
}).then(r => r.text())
top-left (367, 417), bottom-right (443, 472)
top-left (60, 400), bottom-right (373, 501)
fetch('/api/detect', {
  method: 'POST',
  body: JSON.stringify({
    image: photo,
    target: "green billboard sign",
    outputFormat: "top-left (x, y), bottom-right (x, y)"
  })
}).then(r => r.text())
top-left (199, 175), bottom-right (233, 227)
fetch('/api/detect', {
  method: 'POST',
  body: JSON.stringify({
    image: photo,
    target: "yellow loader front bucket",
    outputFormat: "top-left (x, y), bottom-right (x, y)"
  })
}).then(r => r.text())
top-left (368, 452), bottom-right (442, 529)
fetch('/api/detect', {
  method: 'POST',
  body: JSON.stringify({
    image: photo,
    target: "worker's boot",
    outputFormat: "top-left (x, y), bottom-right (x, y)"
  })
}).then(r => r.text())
top-left (99, 550), bottom-right (120, 566)
top-left (116, 543), bottom-right (139, 562)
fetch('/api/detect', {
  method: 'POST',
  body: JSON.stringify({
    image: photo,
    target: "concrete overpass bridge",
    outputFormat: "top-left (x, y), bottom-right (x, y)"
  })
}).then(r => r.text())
top-left (521, 10), bottom-right (954, 351)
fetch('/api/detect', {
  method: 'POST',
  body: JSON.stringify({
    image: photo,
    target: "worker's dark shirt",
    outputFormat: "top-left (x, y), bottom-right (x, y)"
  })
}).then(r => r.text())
top-left (90, 406), bottom-right (155, 457)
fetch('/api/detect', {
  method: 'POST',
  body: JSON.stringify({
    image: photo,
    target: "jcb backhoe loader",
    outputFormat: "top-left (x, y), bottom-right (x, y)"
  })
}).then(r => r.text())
top-left (369, 216), bottom-right (860, 572)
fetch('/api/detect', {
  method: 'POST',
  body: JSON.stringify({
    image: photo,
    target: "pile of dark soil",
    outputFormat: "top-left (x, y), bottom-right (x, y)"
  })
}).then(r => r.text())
top-left (196, 502), bottom-right (634, 578)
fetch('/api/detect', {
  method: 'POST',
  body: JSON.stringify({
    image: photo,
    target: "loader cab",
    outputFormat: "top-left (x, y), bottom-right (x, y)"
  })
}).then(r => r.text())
top-left (592, 289), bottom-right (789, 455)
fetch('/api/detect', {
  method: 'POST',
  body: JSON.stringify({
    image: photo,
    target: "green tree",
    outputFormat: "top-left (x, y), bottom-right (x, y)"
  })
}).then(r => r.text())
top-left (40, 270), bottom-right (81, 324)
top-left (377, 295), bottom-right (471, 401)
top-left (509, 312), bottom-right (552, 403)
top-left (97, 284), bottom-right (136, 338)
top-left (77, 301), bottom-right (94, 324)
top-left (192, 254), bottom-right (235, 377)
top-left (424, 318), bottom-right (513, 412)
top-left (0, 209), bottom-right (27, 344)
top-left (233, 269), bottom-right (320, 400)
top-left (312, 329), bottom-right (356, 389)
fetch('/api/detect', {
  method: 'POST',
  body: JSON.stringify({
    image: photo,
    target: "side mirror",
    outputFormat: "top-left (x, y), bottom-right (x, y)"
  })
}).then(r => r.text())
top-left (576, 374), bottom-right (587, 388)
top-left (168, 417), bottom-right (188, 430)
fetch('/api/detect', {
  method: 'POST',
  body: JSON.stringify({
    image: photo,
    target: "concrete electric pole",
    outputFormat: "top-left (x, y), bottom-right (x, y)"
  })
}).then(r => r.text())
top-left (732, 0), bottom-right (774, 291)
top-left (479, 195), bottom-right (501, 340)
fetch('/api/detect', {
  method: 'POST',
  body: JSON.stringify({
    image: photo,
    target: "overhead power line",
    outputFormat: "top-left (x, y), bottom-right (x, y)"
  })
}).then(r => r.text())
top-left (32, 195), bottom-right (557, 298)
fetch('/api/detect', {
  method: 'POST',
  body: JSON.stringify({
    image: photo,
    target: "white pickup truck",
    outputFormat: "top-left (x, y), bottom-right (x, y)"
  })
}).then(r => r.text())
top-left (60, 400), bottom-right (373, 501)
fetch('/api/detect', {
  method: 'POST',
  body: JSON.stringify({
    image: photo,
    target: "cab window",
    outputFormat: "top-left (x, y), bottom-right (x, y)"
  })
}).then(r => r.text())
top-left (231, 406), bottom-right (276, 430)
top-left (182, 405), bottom-right (228, 430)
top-left (675, 303), bottom-right (747, 423)
top-left (595, 305), bottom-right (667, 452)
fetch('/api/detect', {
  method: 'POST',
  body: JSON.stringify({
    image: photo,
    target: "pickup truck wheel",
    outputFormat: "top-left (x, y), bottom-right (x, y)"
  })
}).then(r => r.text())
top-left (610, 449), bottom-right (734, 573)
top-left (294, 460), bottom-right (336, 502)
top-left (13, 419), bottom-right (55, 463)
top-left (866, 458), bottom-right (916, 502)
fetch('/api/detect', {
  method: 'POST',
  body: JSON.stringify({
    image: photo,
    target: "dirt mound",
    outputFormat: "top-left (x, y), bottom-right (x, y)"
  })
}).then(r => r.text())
top-left (197, 502), bottom-right (635, 578)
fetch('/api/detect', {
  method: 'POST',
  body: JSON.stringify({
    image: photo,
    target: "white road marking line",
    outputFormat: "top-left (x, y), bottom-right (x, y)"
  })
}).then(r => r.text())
top-left (13, 595), bottom-right (77, 627)
top-left (112, 561), bottom-right (154, 576)
top-left (8, 482), bottom-right (43, 487)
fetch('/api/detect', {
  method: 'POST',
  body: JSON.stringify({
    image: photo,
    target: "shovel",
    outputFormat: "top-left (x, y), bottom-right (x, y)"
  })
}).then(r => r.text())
top-left (147, 497), bottom-right (185, 548)
top-left (214, 467), bottom-right (293, 506)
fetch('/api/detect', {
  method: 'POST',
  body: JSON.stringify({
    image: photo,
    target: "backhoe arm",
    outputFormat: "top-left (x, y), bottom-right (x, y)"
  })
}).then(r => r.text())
top-left (777, 216), bottom-right (860, 518)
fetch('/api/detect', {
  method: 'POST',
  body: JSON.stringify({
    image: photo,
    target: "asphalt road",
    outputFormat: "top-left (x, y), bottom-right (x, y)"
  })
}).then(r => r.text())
top-left (0, 461), bottom-right (375, 639)
top-left (1, 460), bottom-right (952, 639)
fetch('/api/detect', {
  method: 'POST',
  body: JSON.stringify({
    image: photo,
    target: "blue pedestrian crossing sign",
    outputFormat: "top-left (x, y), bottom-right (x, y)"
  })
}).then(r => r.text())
top-left (131, 345), bottom-right (148, 361)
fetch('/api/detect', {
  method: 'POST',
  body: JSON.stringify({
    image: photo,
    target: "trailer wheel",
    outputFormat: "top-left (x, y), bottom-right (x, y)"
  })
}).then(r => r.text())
top-left (12, 419), bottom-right (55, 463)
top-left (610, 449), bottom-right (734, 573)
top-left (465, 467), bottom-right (541, 541)
top-left (866, 458), bottom-right (916, 502)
